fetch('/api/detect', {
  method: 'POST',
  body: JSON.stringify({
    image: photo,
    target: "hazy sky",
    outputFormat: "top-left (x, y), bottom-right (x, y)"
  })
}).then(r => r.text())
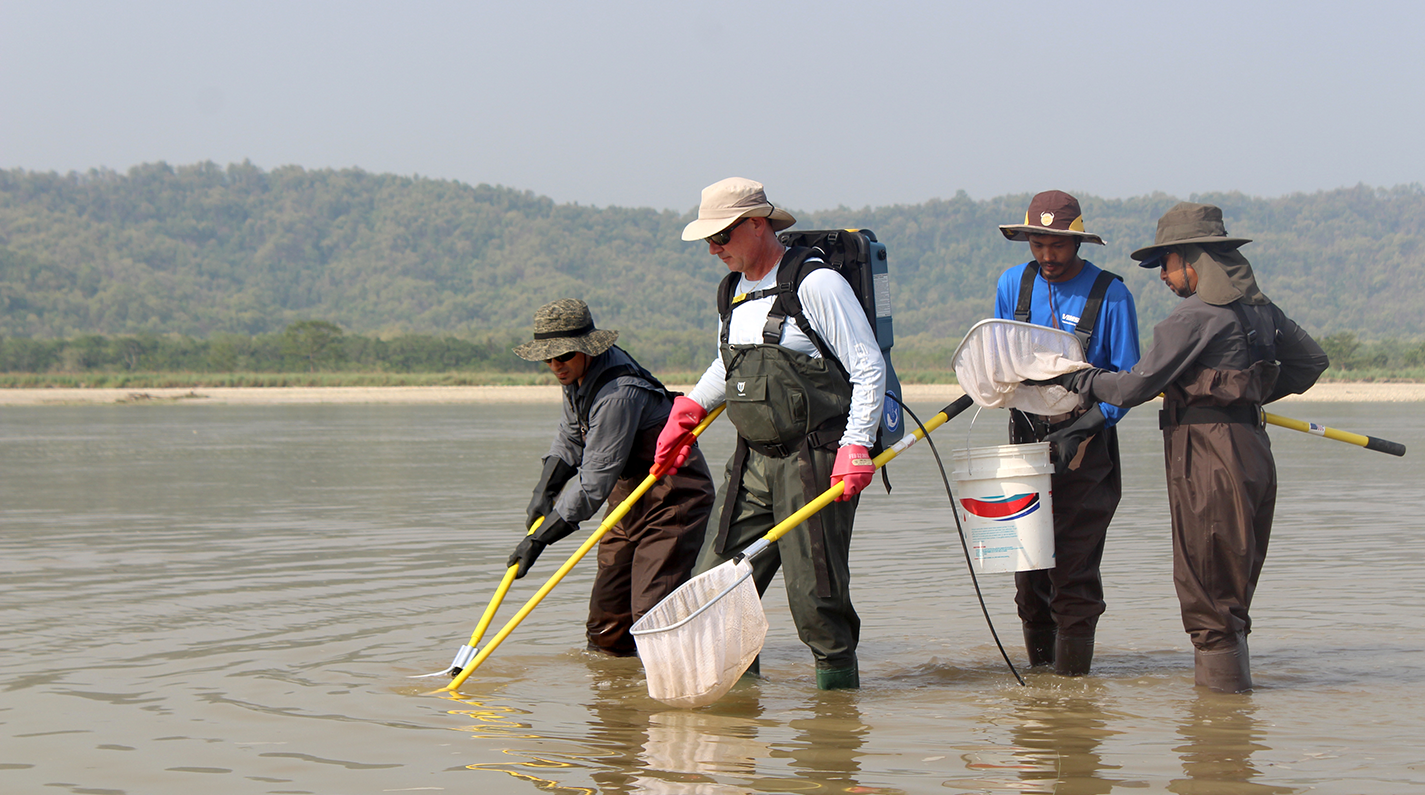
top-left (4, 1), bottom-right (1422, 213)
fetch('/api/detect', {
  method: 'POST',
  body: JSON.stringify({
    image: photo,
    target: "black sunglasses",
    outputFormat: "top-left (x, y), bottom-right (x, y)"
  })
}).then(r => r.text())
top-left (705, 218), bottom-right (746, 246)
top-left (544, 351), bottom-right (579, 364)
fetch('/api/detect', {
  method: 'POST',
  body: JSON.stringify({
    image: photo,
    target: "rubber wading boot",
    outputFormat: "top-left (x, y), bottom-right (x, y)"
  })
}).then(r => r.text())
top-left (741, 655), bottom-right (761, 680)
top-left (1054, 634), bottom-right (1095, 676)
top-left (1194, 636), bottom-right (1252, 693)
top-left (1023, 624), bottom-right (1057, 667)
top-left (815, 662), bottom-right (860, 690)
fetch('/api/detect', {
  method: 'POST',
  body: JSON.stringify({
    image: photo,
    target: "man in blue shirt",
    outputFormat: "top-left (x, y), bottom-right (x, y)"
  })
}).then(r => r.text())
top-left (993, 190), bottom-right (1141, 675)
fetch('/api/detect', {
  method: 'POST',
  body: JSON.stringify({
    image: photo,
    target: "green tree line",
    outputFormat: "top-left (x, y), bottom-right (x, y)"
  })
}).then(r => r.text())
top-left (5, 323), bottom-right (1423, 380)
top-left (3, 162), bottom-right (1423, 357)
top-left (0, 320), bottom-right (721, 377)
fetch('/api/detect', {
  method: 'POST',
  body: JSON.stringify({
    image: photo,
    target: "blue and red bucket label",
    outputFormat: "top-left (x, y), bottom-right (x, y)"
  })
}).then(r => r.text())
top-left (959, 492), bottom-right (1041, 522)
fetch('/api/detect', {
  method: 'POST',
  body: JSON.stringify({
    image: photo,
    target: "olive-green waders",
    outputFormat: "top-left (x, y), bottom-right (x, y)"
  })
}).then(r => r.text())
top-left (697, 342), bottom-right (862, 689)
top-left (694, 442), bottom-right (861, 682)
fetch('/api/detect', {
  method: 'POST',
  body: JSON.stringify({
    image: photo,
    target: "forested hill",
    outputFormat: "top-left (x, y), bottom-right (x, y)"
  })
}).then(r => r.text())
top-left (3, 162), bottom-right (1423, 347)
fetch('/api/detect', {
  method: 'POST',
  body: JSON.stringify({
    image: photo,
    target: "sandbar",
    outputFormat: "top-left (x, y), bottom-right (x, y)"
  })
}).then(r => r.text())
top-left (1, 382), bottom-right (1421, 406)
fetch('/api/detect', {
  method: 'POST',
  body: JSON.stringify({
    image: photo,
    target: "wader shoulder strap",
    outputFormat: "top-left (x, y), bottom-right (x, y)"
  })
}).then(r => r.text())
top-left (1014, 263), bottom-right (1121, 350)
top-left (717, 247), bottom-right (841, 368)
top-left (1228, 301), bottom-right (1277, 365)
top-left (1073, 270), bottom-right (1123, 351)
top-left (1014, 262), bottom-right (1039, 323)
top-left (575, 348), bottom-right (677, 435)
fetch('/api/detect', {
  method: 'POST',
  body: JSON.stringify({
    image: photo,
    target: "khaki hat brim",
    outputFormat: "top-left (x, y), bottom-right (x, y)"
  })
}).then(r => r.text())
top-left (998, 224), bottom-right (1105, 246)
top-left (681, 208), bottom-right (797, 241)
top-left (513, 329), bottom-right (619, 362)
top-left (1131, 236), bottom-right (1252, 262)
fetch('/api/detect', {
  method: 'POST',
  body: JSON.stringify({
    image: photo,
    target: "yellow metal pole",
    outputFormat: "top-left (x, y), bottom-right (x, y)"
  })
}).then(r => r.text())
top-left (443, 404), bottom-right (725, 691)
top-left (1263, 410), bottom-right (1406, 456)
top-left (745, 395), bottom-right (974, 554)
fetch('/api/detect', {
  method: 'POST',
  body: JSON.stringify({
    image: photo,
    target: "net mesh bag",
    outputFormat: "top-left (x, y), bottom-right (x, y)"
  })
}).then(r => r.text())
top-left (632, 558), bottom-right (767, 708)
top-left (951, 319), bottom-right (1091, 415)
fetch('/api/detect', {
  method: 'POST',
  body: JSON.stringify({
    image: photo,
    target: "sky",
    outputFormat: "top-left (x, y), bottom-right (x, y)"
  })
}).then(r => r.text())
top-left (3, 0), bottom-right (1423, 214)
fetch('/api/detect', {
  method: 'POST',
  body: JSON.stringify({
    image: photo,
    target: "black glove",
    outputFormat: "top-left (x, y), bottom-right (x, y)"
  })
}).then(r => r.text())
top-left (506, 515), bottom-right (578, 579)
top-left (1022, 369), bottom-right (1098, 392)
top-left (526, 456), bottom-right (576, 530)
top-left (1044, 405), bottom-right (1106, 475)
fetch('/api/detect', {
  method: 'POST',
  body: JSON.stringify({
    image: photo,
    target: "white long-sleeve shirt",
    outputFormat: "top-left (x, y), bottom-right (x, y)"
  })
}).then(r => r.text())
top-left (688, 263), bottom-right (887, 448)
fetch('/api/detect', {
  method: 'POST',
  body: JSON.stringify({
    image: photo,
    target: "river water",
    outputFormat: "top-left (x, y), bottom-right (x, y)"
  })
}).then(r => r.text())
top-left (2, 399), bottom-right (1422, 794)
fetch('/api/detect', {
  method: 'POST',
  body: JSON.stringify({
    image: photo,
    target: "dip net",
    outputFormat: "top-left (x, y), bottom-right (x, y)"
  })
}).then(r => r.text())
top-left (631, 558), bottom-right (767, 708)
top-left (951, 319), bottom-right (1091, 414)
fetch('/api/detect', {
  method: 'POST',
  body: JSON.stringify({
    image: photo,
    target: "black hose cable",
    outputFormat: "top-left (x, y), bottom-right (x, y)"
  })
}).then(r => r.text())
top-left (890, 393), bottom-right (1026, 687)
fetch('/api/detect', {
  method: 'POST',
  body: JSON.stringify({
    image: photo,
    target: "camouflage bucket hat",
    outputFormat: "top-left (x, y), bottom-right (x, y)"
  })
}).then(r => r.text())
top-left (513, 299), bottom-right (619, 362)
top-left (998, 190), bottom-right (1106, 245)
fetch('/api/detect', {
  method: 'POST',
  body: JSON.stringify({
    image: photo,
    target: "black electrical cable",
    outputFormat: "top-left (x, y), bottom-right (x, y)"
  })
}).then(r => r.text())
top-left (891, 394), bottom-right (1026, 687)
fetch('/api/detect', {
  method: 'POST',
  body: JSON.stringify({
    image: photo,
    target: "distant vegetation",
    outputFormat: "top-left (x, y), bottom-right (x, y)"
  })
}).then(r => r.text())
top-left (3, 322), bottom-right (1420, 388)
top-left (2, 162), bottom-right (1423, 381)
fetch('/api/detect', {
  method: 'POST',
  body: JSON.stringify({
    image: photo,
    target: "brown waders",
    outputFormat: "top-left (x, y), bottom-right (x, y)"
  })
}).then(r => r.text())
top-left (1162, 370), bottom-right (1277, 693)
top-left (585, 431), bottom-right (715, 656)
top-left (1010, 411), bottom-right (1122, 676)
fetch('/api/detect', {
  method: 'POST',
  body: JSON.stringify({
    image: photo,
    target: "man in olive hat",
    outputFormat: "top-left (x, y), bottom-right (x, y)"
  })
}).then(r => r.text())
top-left (653, 177), bottom-right (887, 690)
top-left (510, 298), bottom-right (715, 656)
top-left (1028, 202), bottom-right (1328, 691)
top-left (993, 189), bottom-right (1142, 676)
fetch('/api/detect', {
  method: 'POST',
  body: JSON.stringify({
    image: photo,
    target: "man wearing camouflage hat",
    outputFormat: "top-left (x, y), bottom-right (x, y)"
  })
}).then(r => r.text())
top-left (510, 299), bottom-right (715, 656)
top-left (994, 190), bottom-right (1142, 676)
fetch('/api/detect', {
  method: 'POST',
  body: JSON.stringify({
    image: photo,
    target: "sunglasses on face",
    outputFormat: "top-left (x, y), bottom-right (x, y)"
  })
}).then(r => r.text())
top-left (544, 351), bottom-right (579, 364)
top-left (705, 218), bottom-right (746, 246)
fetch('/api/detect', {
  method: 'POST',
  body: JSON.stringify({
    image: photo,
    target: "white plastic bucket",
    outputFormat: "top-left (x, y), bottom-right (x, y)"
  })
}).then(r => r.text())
top-left (950, 442), bottom-right (1055, 574)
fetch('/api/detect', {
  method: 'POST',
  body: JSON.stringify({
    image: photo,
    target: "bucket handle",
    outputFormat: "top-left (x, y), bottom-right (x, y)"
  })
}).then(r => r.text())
top-left (962, 404), bottom-right (988, 478)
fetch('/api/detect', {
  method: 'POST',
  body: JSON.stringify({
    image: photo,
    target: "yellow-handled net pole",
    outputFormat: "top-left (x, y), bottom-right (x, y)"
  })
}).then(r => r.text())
top-left (1263, 410), bottom-right (1406, 456)
top-left (735, 395), bottom-right (975, 561)
top-left (443, 405), bottom-right (725, 692)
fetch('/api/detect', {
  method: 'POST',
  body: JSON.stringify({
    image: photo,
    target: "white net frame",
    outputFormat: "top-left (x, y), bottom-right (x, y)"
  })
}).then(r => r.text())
top-left (951, 319), bottom-right (1091, 415)
top-left (632, 558), bottom-right (767, 708)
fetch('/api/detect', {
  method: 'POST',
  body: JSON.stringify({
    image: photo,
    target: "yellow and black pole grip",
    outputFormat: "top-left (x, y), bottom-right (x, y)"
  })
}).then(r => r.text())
top-left (1263, 411), bottom-right (1406, 457)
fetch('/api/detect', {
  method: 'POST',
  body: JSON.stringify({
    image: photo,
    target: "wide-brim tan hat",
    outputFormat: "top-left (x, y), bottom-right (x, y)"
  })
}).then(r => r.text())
top-left (1132, 202), bottom-right (1252, 267)
top-left (681, 177), bottom-right (797, 241)
top-left (999, 190), bottom-right (1105, 245)
top-left (513, 298), bottom-right (619, 362)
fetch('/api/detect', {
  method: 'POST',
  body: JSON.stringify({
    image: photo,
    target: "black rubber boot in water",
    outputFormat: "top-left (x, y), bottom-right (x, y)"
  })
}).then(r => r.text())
top-left (1023, 624), bottom-right (1057, 667)
top-left (741, 655), bottom-right (761, 680)
top-left (815, 662), bottom-right (860, 690)
top-left (1194, 637), bottom-right (1252, 693)
top-left (1054, 634), bottom-right (1095, 676)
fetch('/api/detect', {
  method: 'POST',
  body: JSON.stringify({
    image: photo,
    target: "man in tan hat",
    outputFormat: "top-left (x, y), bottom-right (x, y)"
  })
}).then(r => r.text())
top-left (653, 177), bottom-right (886, 690)
top-left (994, 190), bottom-right (1142, 676)
top-left (510, 298), bottom-right (715, 656)
top-left (1029, 202), bottom-right (1328, 691)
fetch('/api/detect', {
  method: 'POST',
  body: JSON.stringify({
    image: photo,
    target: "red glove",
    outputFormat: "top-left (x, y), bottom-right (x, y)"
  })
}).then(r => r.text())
top-left (831, 444), bottom-right (874, 501)
top-left (653, 396), bottom-right (707, 475)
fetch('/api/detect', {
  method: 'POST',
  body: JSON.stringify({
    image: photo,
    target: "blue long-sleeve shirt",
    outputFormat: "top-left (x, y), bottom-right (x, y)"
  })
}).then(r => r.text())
top-left (994, 260), bottom-right (1141, 427)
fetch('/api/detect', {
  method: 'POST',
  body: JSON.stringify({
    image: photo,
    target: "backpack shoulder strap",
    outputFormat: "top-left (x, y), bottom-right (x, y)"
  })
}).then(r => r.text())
top-left (1228, 301), bottom-right (1277, 365)
top-left (763, 246), bottom-right (835, 358)
top-left (1072, 269), bottom-right (1123, 351)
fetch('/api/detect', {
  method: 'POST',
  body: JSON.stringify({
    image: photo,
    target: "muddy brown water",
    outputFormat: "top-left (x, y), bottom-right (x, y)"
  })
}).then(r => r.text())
top-left (2, 400), bottom-right (1422, 794)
